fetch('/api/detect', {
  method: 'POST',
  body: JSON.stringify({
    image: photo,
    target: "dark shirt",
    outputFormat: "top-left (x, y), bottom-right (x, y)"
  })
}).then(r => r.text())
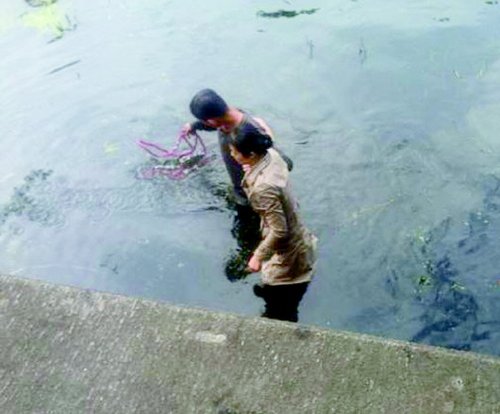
top-left (190, 111), bottom-right (293, 171)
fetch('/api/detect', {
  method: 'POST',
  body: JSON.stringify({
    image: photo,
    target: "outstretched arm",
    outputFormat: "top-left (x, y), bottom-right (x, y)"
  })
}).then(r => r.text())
top-left (181, 121), bottom-right (217, 135)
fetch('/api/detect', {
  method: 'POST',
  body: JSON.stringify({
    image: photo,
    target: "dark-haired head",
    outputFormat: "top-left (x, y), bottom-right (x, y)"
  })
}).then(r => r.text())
top-left (189, 89), bottom-right (229, 121)
top-left (230, 124), bottom-right (273, 157)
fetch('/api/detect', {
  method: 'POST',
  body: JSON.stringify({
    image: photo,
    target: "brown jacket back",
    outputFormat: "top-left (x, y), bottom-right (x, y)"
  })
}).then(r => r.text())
top-left (243, 148), bottom-right (317, 285)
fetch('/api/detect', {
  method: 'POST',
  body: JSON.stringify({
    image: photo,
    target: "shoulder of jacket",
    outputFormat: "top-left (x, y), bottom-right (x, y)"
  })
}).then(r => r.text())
top-left (250, 182), bottom-right (281, 199)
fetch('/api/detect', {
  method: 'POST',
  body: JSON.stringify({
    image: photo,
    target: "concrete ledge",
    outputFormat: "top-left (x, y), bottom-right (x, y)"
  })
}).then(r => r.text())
top-left (0, 275), bottom-right (499, 414)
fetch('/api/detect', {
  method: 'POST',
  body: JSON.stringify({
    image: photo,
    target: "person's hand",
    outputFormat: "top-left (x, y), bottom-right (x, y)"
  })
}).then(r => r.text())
top-left (181, 122), bottom-right (193, 135)
top-left (242, 164), bottom-right (252, 173)
top-left (247, 254), bottom-right (261, 272)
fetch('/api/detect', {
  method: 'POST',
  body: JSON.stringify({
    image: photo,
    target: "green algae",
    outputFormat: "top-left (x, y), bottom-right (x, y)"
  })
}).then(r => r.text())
top-left (22, 3), bottom-right (75, 39)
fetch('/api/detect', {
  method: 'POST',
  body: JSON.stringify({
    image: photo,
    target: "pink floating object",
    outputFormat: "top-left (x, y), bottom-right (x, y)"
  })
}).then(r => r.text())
top-left (136, 131), bottom-right (213, 180)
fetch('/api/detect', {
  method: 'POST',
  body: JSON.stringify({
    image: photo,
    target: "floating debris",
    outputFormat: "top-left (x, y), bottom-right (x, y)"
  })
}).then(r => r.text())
top-left (306, 38), bottom-right (314, 59)
top-left (359, 38), bottom-right (367, 65)
top-left (25, 0), bottom-right (58, 7)
top-left (104, 142), bottom-right (119, 155)
top-left (417, 275), bottom-right (432, 287)
top-left (22, 2), bottom-right (76, 41)
top-left (47, 59), bottom-right (81, 75)
top-left (257, 9), bottom-right (319, 19)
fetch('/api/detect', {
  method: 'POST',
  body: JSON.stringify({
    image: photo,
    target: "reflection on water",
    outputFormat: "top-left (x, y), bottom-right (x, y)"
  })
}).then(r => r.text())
top-left (1, 0), bottom-right (500, 355)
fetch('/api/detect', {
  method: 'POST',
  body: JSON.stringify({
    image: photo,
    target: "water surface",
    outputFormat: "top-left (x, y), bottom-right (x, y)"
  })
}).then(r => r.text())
top-left (1, 0), bottom-right (500, 355)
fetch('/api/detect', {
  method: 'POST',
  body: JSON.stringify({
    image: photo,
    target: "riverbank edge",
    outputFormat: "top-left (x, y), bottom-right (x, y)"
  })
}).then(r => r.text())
top-left (1, 274), bottom-right (499, 413)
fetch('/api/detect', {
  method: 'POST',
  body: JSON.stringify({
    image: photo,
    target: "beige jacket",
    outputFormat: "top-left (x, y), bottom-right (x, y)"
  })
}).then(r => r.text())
top-left (242, 148), bottom-right (317, 285)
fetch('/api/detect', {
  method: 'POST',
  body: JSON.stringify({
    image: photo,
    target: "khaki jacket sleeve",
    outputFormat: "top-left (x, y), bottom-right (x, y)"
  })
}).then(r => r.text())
top-left (250, 185), bottom-right (288, 261)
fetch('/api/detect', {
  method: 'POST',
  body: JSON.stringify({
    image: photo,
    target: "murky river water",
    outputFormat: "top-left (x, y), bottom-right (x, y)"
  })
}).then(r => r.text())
top-left (1, 0), bottom-right (500, 356)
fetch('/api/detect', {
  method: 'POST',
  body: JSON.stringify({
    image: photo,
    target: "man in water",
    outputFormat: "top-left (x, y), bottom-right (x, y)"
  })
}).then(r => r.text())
top-left (182, 88), bottom-right (293, 280)
top-left (182, 88), bottom-right (292, 206)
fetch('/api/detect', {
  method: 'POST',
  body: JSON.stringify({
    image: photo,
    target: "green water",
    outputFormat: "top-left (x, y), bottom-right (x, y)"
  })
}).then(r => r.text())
top-left (1, 0), bottom-right (500, 355)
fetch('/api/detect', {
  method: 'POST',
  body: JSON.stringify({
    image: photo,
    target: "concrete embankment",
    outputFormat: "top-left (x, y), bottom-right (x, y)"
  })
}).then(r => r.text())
top-left (0, 274), bottom-right (499, 413)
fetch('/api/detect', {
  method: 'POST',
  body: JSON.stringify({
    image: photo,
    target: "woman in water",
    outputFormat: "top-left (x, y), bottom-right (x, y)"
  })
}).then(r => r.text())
top-left (229, 124), bottom-right (317, 322)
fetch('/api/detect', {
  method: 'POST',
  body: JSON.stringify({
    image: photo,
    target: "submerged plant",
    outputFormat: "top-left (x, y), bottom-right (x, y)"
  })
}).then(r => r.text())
top-left (256, 9), bottom-right (319, 19)
top-left (0, 169), bottom-right (55, 228)
top-left (25, 0), bottom-right (58, 7)
top-left (22, 2), bottom-right (76, 40)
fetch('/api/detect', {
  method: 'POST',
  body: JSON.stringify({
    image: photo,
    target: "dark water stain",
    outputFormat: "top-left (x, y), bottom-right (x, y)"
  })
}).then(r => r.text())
top-left (256, 9), bottom-right (320, 19)
top-left (294, 326), bottom-right (313, 340)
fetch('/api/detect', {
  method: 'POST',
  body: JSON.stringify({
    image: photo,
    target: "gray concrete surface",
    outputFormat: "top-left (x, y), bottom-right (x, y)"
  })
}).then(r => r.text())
top-left (0, 274), bottom-right (499, 414)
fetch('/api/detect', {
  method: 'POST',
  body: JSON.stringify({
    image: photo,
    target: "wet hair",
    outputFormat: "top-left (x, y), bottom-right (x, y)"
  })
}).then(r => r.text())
top-left (231, 123), bottom-right (273, 156)
top-left (189, 89), bottom-right (229, 121)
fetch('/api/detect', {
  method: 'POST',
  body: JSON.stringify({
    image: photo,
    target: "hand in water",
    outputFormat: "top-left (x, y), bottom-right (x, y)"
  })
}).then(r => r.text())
top-left (247, 254), bottom-right (261, 272)
top-left (181, 123), bottom-right (193, 135)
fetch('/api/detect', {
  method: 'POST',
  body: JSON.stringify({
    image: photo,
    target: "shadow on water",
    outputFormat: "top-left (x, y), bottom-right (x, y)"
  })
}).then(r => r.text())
top-left (256, 9), bottom-right (320, 19)
top-left (411, 175), bottom-right (500, 352)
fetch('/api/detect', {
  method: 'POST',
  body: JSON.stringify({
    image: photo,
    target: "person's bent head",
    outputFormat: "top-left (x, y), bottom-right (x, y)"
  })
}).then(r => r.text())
top-left (229, 124), bottom-right (272, 165)
top-left (189, 89), bottom-right (229, 124)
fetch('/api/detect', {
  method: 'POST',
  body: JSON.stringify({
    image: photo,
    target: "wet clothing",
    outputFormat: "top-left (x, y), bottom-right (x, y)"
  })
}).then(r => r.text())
top-left (253, 282), bottom-right (310, 322)
top-left (243, 148), bottom-right (317, 286)
top-left (191, 112), bottom-right (293, 205)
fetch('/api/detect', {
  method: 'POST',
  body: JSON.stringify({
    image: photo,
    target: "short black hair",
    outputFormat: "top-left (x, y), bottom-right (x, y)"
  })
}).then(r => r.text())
top-left (189, 89), bottom-right (229, 120)
top-left (231, 123), bottom-right (273, 156)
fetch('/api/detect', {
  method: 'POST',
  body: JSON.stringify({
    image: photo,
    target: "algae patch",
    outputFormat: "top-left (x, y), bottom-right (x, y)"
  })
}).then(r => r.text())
top-left (22, 3), bottom-right (75, 39)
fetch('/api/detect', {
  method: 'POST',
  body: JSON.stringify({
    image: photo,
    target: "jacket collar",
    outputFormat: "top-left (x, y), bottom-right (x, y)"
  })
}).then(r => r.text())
top-left (243, 151), bottom-right (271, 188)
